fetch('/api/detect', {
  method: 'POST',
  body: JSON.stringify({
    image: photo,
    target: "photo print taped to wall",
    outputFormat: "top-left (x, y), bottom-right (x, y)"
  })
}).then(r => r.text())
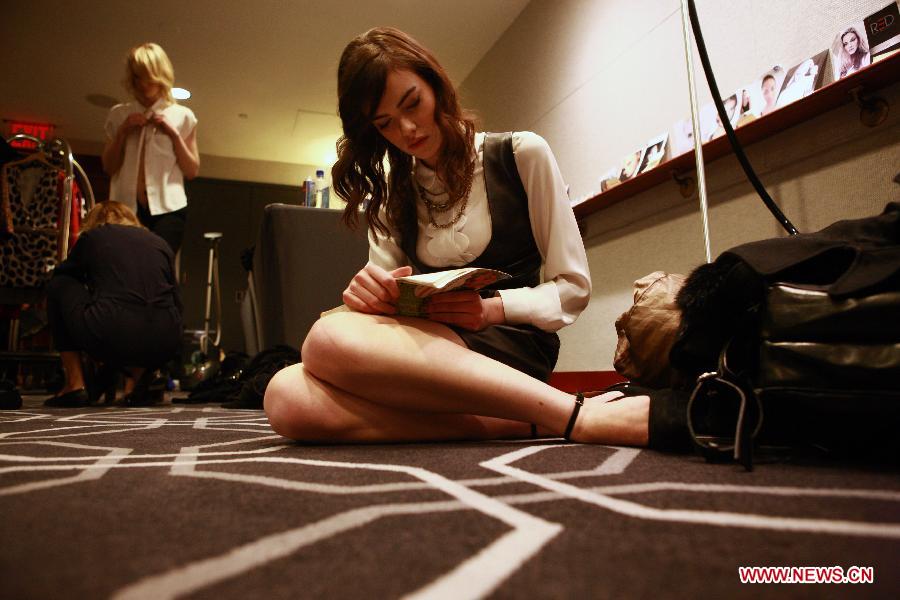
top-left (776, 50), bottom-right (828, 109)
top-left (697, 102), bottom-right (720, 143)
top-left (637, 133), bottom-right (668, 175)
top-left (755, 65), bottom-right (786, 118)
top-left (670, 117), bottom-right (695, 157)
top-left (599, 145), bottom-right (645, 192)
top-left (864, 2), bottom-right (900, 61)
top-left (599, 166), bottom-right (621, 193)
top-left (708, 91), bottom-right (741, 141)
top-left (617, 147), bottom-right (644, 182)
top-left (830, 20), bottom-right (871, 80)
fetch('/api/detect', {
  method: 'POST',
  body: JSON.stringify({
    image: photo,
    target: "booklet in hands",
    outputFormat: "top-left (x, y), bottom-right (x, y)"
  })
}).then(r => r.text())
top-left (395, 267), bottom-right (510, 317)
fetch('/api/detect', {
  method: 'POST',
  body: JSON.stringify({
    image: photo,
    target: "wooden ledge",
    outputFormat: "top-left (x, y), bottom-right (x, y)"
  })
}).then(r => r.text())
top-left (573, 51), bottom-right (900, 220)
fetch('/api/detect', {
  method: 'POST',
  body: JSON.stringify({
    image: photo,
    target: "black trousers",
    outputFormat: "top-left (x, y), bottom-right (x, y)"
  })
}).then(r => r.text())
top-left (46, 275), bottom-right (182, 368)
top-left (136, 205), bottom-right (188, 255)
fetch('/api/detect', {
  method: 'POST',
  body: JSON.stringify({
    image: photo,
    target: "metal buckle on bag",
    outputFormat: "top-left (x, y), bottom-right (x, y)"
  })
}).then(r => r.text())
top-left (687, 370), bottom-right (764, 469)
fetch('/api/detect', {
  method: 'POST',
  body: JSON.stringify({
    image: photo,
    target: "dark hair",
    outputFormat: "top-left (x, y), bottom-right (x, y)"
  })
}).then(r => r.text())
top-left (331, 27), bottom-right (477, 237)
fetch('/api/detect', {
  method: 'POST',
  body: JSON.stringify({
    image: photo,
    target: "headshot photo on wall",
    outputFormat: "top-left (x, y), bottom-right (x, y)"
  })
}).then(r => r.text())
top-left (599, 166), bottom-right (621, 193)
top-left (864, 2), bottom-right (900, 61)
top-left (757, 65), bottom-right (786, 117)
top-left (735, 87), bottom-right (758, 127)
top-left (598, 145), bottom-right (645, 193)
top-left (831, 21), bottom-right (871, 80)
top-left (637, 133), bottom-right (669, 175)
top-left (776, 50), bottom-right (828, 108)
top-left (670, 117), bottom-right (695, 157)
top-left (617, 148), bottom-right (644, 182)
top-left (709, 91), bottom-right (740, 140)
top-left (697, 102), bottom-right (720, 142)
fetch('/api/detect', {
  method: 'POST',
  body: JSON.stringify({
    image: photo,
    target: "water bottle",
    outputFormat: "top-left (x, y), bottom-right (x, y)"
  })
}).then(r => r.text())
top-left (304, 176), bottom-right (315, 207)
top-left (314, 169), bottom-right (330, 209)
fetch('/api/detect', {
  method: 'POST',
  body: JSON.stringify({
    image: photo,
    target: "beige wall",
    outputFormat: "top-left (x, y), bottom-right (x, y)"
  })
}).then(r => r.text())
top-left (461, 0), bottom-right (900, 371)
top-left (70, 137), bottom-right (318, 187)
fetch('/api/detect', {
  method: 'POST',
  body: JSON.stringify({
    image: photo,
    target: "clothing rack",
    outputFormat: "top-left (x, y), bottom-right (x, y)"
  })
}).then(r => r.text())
top-left (1, 135), bottom-right (96, 361)
top-left (4, 135), bottom-right (96, 257)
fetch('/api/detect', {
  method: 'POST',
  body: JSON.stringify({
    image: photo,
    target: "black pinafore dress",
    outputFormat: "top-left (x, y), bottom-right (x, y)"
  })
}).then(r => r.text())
top-left (398, 132), bottom-right (560, 381)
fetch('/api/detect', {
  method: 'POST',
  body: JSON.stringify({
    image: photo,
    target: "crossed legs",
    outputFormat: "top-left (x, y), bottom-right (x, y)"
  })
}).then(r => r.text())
top-left (264, 311), bottom-right (649, 445)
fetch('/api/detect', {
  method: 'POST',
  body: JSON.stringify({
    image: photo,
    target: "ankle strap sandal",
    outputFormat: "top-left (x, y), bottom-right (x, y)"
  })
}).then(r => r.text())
top-left (563, 392), bottom-right (585, 440)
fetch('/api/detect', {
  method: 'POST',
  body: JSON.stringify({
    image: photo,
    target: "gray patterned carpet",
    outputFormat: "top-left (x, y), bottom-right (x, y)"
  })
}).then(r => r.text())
top-left (2, 395), bottom-right (899, 599)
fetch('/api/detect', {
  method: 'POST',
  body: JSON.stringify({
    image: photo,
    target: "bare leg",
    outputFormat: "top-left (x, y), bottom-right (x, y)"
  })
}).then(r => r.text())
top-left (59, 351), bottom-right (86, 393)
top-left (266, 363), bottom-right (531, 442)
top-left (121, 367), bottom-right (148, 396)
top-left (265, 312), bottom-right (648, 445)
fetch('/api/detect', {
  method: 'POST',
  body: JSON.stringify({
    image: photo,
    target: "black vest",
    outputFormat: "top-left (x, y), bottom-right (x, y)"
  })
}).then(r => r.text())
top-left (398, 132), bottom-right (542, 292)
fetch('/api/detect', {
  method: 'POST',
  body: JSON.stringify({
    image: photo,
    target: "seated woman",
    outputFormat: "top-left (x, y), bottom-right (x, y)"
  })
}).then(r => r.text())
top-left (44, 201), bottom-right (183, 407)
top-left (265, 27), bottom-right (676, 447)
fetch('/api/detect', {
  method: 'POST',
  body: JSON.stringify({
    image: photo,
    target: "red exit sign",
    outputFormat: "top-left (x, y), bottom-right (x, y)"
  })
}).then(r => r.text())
top-left (7, 121), bottom-right (56, 149)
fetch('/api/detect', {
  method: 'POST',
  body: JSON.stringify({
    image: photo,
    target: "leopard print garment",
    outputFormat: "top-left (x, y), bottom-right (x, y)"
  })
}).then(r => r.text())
top-left (0, 160), bottom-right (62, 288)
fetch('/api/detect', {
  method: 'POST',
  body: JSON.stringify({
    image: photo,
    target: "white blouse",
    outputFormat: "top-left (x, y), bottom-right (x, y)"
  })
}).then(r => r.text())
top-left (104, 99), bottom-right (197, 216)
top-left (368, 131), bottom-right (591, 332)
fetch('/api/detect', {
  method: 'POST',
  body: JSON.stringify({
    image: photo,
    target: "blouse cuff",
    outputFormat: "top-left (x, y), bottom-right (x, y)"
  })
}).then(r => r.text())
top-left (498, 281), bottom-right (567, 332)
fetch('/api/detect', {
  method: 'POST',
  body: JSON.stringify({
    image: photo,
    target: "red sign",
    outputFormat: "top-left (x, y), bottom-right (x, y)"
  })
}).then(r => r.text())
top-left (7, 121), bottom-right (55, 149)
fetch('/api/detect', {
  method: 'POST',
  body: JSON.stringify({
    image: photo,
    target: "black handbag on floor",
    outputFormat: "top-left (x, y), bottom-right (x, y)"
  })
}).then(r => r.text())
top-left (673, 203), bottom-right (900, 468)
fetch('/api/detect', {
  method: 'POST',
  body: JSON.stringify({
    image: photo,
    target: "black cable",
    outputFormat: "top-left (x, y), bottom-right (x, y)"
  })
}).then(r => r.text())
top-left (687, 0), bottom-right (799, 235)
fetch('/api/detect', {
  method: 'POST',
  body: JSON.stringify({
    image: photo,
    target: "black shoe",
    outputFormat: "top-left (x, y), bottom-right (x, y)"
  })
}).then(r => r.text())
top-left (562, 389), bottom-right (633, 441)
top-left (123, 371), bottom-right (165, 407)
top-left (561, 385), bottom-right (696, 451)
top-left (87, 363), bottom-right (120, 405)
top-left (600, 382), bottom-right (694, 451)
top-left (647, 387), bottom-right (693, 451)
top-left (0, 380), bottom-right (23, 410)
top-left (44, 388), bottom-right (89, 408)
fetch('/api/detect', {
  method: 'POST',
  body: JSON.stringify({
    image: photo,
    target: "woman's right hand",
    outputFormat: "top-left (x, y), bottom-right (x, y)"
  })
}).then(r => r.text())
top-left (119, 112), bottom-right (147, 137)
top-left (342, 263), bottom-right (413, 314)
top-left (103, 112), bottom-right (148, 176)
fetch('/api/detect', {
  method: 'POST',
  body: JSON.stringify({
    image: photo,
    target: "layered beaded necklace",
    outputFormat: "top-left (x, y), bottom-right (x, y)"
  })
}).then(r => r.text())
top-left (413, 161), bottom-right (473, 229)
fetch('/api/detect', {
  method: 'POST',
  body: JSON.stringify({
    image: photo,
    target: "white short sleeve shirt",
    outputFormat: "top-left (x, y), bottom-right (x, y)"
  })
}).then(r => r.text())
top-left (104, 99), bottom-right (197, 216)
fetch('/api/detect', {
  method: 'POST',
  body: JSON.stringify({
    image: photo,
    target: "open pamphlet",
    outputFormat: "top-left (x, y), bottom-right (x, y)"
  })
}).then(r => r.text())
top-left (319, 267), bottom-right (510, 319)
top-left (395, 267), bottom-right (510, 317)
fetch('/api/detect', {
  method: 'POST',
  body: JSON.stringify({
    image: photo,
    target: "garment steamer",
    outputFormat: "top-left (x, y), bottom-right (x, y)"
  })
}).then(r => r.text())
top-left (184, 231), bottom-right (223, 388)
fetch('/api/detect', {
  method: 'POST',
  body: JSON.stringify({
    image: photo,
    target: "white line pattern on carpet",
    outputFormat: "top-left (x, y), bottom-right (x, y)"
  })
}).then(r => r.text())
top-left (482, 445), bottom-right (900, 539)
top-left (4, 405), bottom-right (899, 598)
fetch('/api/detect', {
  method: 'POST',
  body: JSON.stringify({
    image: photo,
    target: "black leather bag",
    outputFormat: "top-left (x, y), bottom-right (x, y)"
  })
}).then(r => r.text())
top-left (690, 283), bottom-right (900, 466)
top-left (677, 203), bottom-right (900, 468)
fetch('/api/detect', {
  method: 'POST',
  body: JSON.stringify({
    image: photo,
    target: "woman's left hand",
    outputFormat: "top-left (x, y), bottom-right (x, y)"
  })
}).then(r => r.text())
top-left (425, 291), bottom-right (505, 331)
top-left (148, 113), bottom-right (177, 138)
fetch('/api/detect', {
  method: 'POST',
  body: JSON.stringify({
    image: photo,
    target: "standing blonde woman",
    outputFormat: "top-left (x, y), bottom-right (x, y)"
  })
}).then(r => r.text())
top-left (102, 42), bottom-right (199, 254)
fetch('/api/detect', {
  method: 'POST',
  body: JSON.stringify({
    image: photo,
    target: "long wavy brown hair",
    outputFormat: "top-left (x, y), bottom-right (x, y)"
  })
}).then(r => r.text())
top-left (332, 27), bottom-right (477, 238)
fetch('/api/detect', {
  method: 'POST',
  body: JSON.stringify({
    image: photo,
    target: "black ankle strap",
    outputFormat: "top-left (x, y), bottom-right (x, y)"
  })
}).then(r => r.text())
top-left (564, 392), bottom-right (585, 440)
